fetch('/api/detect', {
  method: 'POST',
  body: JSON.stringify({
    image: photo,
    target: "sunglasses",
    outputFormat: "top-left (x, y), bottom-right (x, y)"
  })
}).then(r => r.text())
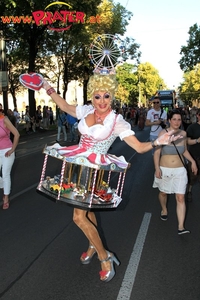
top-left (94, 93), bottom-right (110, 100)
top-left (153, 101), bottom-right (160, 104)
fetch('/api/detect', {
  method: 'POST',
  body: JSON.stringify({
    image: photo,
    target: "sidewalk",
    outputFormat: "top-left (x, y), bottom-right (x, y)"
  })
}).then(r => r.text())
top-left (17, 122), bottom-right (57, 137)
top-left (16, 123), bottom-right (79, 157)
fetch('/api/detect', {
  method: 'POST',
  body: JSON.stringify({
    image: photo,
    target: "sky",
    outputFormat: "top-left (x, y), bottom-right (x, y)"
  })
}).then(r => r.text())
top-left (117, 0), bottom-right (200, 89)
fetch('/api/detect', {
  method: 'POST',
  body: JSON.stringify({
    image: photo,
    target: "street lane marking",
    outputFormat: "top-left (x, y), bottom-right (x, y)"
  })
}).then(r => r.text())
top-left (117, 212), bottom-right (151, 300)
top-left (10, 184), bottom-right (38, 200)
top-left (0, 184), bottom-right (38, 205)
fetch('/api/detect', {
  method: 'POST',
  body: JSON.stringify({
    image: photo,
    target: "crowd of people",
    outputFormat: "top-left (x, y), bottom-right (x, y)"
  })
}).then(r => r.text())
top-left (121, 101), bottom-right (200, 199)
top-left (0, 87), bottom-right (200, 282)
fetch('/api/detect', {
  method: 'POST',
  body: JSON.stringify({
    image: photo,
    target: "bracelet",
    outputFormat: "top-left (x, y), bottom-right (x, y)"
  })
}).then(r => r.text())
top-left (46, 87), bottom-right (56, 96)
top-left (196, 139), bottom-right (198, 144)
top-left (156, 139), bottom-right (160, 145)
top-left (151, 140), bottom-right (156, 148)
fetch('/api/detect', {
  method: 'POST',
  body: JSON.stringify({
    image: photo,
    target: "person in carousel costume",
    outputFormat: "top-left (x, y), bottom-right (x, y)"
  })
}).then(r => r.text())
top-left (42, 73), bottom-right (182, 283)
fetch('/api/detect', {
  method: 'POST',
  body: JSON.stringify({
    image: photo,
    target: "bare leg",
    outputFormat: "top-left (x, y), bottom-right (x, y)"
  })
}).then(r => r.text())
top-left (158, 191), bottom-right (168, 215)
top-left (80, 211), bottom-right (98, 260)
top-left (175, 194), bottom-right (186, 230)
top-left (73, 208), bottom-right (111, 278)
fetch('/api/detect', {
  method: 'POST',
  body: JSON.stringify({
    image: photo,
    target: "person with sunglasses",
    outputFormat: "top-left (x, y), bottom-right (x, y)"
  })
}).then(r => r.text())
top-left (42, 73), bottom-right (182, 283)
top-left (145, 97), bottom-right (168, 153)
top-left (186, 108), bottom-right (200, 201)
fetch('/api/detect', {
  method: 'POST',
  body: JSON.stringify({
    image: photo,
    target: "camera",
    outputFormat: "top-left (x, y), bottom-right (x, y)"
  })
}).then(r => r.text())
top-left (159, 119), bottom-right (166, 129)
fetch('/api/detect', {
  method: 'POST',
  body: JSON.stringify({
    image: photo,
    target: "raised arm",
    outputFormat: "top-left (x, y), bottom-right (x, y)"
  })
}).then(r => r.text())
top-left (123, 130), bottom-right (182, 153)
top-left (43, 80), bottom-right (77, 118)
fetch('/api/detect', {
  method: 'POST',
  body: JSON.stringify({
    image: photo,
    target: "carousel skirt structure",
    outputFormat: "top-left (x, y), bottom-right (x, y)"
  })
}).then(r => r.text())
top-left (37, 151), bottom-right (130, 210)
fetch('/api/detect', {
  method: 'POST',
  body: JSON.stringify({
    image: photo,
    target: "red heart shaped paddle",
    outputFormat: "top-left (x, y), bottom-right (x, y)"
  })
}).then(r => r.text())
top-left (19, 73), bottom-right (44, 91)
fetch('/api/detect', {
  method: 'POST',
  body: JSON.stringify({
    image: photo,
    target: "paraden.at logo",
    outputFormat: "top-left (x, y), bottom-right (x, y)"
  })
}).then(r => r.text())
top-left (1, 1), bottom-right (101, 32)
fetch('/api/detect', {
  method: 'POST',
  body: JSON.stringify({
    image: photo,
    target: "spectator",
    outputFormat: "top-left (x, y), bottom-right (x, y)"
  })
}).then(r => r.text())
top-left (13, 107), bottom-right (20, 128)
top-left (31, 116), bottom-right (36, 132)
top-left (182, 106), bottom-right (191, 130)
top-left (35, 105), bottom-right (42, 129)
top-left (186, 108), bottom-right (200, 201)
top-left (125, 108), bottom-right (131, 124)
top-left (145, 97), bottom-right (167, 154)
top-left (49, 107), bottom-right (54, 125)
top-left (0, 104), bottom-right (4, 116)
top-left (130, 107), bottom-right (136, 127)
top-left (0, 111), bottom-right (20, 209)
top-left (46, 106), bottom-right (50, 128)
top-left (190, 106), bottom-right (198, 124)
top-left (57, 109), bottom-right (67, 142)
top-left (66, 113), bottom-right (78, 142)
top-left (137, 107), bottom-right (146, 130)
top-left (42, 106), bottom-right (48, 129)
top-left (24, 106), bottom-right (31, 134)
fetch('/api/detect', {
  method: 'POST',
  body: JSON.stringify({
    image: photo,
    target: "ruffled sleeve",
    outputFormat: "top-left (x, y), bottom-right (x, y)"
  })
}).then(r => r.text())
top-left (114, 114), bottom-right (135, 140)
top-left (76, 105), bottom-right (94, 120)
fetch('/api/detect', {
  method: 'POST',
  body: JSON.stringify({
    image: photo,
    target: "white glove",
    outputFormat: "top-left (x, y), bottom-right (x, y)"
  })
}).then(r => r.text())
top-left (42, 79), bottom-right (52, 91)
top-left (156, 130), bottom-right (183, 145)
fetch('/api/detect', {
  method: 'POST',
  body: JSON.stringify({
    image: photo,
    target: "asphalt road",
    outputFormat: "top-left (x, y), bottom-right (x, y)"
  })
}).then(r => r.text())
top-left (0, 126), bottom-right (200, 300)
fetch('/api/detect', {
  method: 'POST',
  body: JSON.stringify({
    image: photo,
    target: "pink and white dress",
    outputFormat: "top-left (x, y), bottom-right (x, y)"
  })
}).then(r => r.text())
top-left (45, 105), bottom-right (135, 170)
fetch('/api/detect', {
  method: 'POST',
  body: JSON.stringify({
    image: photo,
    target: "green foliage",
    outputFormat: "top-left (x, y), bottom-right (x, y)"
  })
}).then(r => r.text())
top-left (179, 64), bottom-right (200, 106)
top-left (116, 62), bottom-right (165, 106)
top-left (116, 63), bottom-right (137, 105)
top-left (179, 23), bottom-right (200, 72)
top-left (0, 0), bottom-right (162, 111)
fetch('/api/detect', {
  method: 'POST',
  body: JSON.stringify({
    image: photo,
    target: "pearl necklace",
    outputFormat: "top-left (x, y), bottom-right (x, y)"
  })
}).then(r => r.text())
top-left (94, 108), bottom-right (111, 123)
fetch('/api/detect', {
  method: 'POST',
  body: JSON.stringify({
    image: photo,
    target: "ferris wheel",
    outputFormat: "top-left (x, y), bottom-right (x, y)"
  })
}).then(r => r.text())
top-left (89, 34), bottom-right (126, 74)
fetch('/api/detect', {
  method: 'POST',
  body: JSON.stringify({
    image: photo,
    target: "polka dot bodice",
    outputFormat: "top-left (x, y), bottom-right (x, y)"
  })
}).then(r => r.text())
top-left (79, 133), bottom-right (117, 154)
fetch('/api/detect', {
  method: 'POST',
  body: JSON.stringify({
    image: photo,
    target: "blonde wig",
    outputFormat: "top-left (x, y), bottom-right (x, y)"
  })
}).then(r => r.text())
top-left (87, 74), bottom-right (118, 98)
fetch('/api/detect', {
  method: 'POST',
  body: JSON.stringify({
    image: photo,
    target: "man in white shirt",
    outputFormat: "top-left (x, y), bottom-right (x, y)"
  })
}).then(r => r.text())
top-left (145, 97), bottom-right (167, 153)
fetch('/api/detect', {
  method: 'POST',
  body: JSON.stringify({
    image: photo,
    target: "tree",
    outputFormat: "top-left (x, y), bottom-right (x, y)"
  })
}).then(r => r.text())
top-left (1, 0), bottom-right (141, 111)
top-left (74, 0), bottom-right (137, 104)
top-left (137, 63), bottom-right (166, 105)
top-left (116, 63), bottom-right (138, 105)
top-left (7, 42), bottom-right (28, 108)
top-left (179, 64), bottom-right (200, 106)
top-left (1, 0), bottom-right (102, 112)
top-left (179, 23), bottom-right (200, 72)
top-left (1, 0), bottom-right (51, 115)
top-left (116, 62), bottom-right (165, 106)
